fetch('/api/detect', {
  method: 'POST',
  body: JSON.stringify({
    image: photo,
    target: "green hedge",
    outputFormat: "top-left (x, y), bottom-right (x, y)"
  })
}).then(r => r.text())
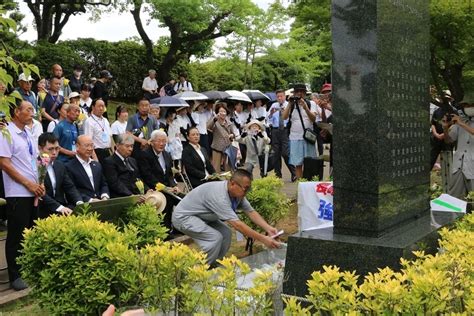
top-left (284, 213), bottom-right (474, 315)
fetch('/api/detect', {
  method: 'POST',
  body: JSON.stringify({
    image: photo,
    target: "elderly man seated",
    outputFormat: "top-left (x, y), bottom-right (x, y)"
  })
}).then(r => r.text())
top-left (137, 130), bottom-right (181, 230)
top-left (103, 134), bottom-right (147, 198)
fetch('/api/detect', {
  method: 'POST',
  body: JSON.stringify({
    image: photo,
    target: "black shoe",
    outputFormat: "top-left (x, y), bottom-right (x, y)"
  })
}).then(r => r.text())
top-left (11, 278), bottom-right (28, 291)
top-left (275, 173), bottom-right (282, 178)
top-left (291, 175), bottom-right (297, 182)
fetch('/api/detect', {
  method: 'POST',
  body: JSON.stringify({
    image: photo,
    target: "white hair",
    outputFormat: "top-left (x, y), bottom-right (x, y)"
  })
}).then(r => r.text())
top-left (116, 133), bottom-right (134, 145)
top-left (150, 129), bottom-right (168, 141)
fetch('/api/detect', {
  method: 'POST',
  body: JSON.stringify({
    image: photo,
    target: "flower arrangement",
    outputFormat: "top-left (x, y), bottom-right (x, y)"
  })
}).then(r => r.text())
top-left (35, 153), bottom-right (50, 206)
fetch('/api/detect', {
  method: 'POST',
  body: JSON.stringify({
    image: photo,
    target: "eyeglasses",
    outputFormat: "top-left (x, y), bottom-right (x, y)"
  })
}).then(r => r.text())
top-left (234, 181), bottom-right (251, 193)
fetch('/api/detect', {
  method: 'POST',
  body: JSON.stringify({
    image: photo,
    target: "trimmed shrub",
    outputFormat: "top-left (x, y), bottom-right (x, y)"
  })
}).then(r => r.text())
top-left (283, 213), bottom-right (474, 314)
top-left (244, 175), bottom-right (291, 231)
top-left (18, 214), bottom-right (140, 315)
top-left (122, 202), bottom-right (168, 248)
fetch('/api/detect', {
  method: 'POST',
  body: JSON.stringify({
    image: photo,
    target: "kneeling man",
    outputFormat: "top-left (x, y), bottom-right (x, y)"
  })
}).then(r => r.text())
top-left (172, 169), bottom-right (281, 266)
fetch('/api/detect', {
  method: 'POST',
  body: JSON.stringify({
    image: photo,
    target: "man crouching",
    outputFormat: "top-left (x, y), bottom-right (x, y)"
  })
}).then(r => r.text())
top-left (172, 169), bottom-right (281, 267)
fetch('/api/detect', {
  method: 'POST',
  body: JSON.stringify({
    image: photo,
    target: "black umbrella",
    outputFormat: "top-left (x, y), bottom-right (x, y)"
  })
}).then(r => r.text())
top-left (242, 90), bottom-right (271, 102)
top-left (202, 91), bottom-right (230, 100)
top-left (149, 96), bottom-right (189, 107)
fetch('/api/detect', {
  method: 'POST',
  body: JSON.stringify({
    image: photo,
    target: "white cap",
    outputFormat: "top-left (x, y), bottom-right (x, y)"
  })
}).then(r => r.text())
top-left (68, 91), bottom-right (80, 99)
top-left (18, 73), bottom-right (34, 82)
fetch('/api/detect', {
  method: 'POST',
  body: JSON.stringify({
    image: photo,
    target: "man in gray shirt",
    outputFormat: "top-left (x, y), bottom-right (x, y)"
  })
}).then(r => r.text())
top-left (172, 169), bottom-right (281, 266)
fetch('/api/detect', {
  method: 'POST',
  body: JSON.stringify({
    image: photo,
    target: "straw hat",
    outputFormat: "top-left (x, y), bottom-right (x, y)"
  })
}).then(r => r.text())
top-left (144, 191), bottom-right (167, 213)
top-left (244, 119), bottom-right (264, 131)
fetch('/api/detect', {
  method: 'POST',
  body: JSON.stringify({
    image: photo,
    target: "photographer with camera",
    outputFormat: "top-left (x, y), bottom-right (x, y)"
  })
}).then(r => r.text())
top-left (282, 83), bottom-right (317, 180)
top-left (442, 92), bottom-right (474, 199)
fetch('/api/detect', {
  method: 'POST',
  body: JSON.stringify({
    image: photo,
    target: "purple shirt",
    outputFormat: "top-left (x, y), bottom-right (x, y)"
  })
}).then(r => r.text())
top-left (0, 122), bottom-right (38, 197)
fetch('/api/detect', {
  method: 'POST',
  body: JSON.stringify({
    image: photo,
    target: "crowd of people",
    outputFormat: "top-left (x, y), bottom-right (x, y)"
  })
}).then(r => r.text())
top-left (1, 62), bottom-right (473, 294)
top-left (0, 65), bottom-right (335, 291)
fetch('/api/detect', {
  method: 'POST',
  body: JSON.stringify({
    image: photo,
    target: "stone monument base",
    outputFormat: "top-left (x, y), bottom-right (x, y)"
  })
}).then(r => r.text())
top-left (283, 211), bottom-right (462, 297)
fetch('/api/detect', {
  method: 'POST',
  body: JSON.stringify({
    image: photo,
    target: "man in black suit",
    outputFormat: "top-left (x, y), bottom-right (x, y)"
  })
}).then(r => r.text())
top-left (38, 133), bottom-right (83, 218)
top-left (137, 129), bottom-right (180, 228)
top-left (66, 135), bottom-right (110, 202)
top-left (103, 134), bottom-right (146, 197)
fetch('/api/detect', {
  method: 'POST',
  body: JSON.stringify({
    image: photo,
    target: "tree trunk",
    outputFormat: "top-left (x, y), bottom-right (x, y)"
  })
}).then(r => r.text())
top-left (130, 3), bottom-right (154, 70)
top-left (440, 63), bottom-right (465, 103)
top-left (156, 40), bottom-right (182, 86)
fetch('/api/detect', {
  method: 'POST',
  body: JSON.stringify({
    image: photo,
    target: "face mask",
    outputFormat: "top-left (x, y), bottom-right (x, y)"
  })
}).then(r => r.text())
top-left (463, 107), bottom-right (474, 117)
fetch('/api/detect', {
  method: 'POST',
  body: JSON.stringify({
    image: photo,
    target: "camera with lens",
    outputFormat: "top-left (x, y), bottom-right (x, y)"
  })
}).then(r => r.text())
top-left (290, 96), bottom-right (301, 103)
top-left (131, 128), bottom-right (142, 137)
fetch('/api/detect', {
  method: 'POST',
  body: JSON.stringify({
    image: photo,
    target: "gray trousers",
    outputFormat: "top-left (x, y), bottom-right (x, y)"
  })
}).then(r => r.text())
top-left (448, 170), bottom-right (474, 199)
top-left (172, 215), bottom-right (232, 265)
top-left (271, 128), bottom-right (295, 177)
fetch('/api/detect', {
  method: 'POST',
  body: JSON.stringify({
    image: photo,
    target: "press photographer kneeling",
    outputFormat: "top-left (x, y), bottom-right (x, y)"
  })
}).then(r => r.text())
top-left (281, 83), bottom-right (318, 180)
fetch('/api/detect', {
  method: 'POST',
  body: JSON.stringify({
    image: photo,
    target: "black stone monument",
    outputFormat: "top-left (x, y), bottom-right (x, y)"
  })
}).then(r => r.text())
top-left (283, 0), bottom-right (462, 298)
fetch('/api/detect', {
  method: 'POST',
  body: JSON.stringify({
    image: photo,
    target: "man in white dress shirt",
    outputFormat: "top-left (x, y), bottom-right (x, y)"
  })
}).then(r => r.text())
top-left (142, 69), bottom-right (159, 100)
top-left (83, 99), bottom-right (112, 165)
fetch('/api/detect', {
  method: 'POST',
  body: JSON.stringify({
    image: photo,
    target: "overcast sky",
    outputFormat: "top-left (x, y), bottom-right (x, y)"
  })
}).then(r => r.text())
top-left (18, 0), bottom-right (287, 43)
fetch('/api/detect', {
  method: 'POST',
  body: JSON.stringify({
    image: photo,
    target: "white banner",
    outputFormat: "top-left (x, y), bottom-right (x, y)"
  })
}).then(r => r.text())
top-left (298, 182), bottom-right (334, 232)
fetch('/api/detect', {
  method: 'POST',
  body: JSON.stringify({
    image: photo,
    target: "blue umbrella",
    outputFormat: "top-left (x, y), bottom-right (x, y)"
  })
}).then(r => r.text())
top-left (265, 92), bottom-right (277, 102)
top-left (150, 96), bottom-right (189, 107)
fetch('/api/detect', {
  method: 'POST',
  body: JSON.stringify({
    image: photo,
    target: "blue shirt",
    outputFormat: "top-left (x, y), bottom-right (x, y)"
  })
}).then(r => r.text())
top-left (16, 88), bottom-right (38, 113)
top-left (53, 120), bottom-right (78, 163)
top-left (268, 101), bottom-right (289, 128)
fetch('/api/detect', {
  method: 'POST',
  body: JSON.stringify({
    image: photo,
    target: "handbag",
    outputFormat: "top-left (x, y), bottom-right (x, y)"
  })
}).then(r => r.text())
top-left (295, 102), bottom-right (318, 144)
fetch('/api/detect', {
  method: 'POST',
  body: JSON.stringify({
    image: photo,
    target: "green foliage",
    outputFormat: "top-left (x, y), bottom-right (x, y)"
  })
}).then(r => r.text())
top-left (284, 213), bottom-right (474, 315)
top-left (19, 214), bottom-right (278, 315)
top-left (430, 0), bottom-right (474, 98)
top-left (244, 176), bottom-right (291, 231)
top-left (0, 5), bottom-right (39, 127)
top-left (122, 202), bottom-right (168, 248)
top-left (18, 214), bottom-right (140, 315)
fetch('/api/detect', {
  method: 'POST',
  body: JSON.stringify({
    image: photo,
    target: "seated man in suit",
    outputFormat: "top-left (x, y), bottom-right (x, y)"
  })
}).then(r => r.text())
top-left (66, 135), bottom-right (110, 202)
top-left (38, 133), bottom-right (83, 218)
top-left (103, 134), bottom-right (147, 198)
top-left (137, 130), bottom-right (180, 229)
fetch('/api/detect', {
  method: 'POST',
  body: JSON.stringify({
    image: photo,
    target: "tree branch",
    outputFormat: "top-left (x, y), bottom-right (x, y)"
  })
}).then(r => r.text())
top-left (182, 12), bottom-right (231, 42)
top-left (130, 1), bottom-right (154, 68)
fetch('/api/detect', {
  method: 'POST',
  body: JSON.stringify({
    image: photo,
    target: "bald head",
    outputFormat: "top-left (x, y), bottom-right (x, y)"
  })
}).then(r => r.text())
top-left (52, 64), bottom-right (63, 79)
top-left (76, 135), bottom-right (94, 160)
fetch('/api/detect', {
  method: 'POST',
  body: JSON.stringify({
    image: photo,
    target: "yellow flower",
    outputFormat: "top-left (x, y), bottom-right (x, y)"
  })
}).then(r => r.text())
top-left (155, 183), bottom-right (166, 191)
top-left (135, 180), bottom-right (144, 195)
top-left (63, 78), bottom-right (70, 86)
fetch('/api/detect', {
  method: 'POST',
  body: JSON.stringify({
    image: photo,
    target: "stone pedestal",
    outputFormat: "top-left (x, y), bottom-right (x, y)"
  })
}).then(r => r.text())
top-left (283, 211), bottom-right (461, 297)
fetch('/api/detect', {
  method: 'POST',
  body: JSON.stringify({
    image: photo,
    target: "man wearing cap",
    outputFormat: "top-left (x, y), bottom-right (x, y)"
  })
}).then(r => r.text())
top-left (16, 73), bottom-right (38, 115)
top-left (282, 83), bottom-right (317, 180)
top-left (91, 70), bottom-right (113, 118)
top-left (142, 69), bottom-right (159, 100)
top-left (267, 89), bottom-right (296, 181)
top-left (443, 92), bottom-right (474, 199)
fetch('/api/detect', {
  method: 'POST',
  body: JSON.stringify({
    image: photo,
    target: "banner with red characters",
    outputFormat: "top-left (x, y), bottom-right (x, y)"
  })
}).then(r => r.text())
top-left (297, 182), bottom-right (334, 232)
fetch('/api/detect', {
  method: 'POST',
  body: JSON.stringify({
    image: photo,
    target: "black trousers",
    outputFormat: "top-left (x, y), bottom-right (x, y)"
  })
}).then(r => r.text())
top-left (199, 134), bottom-right (211, 156)
top-left (270, 128), bottom-right (295, 177)
top-left (95, 148), bottom-right (111, 166)
top-left (5, 197), bottom-right (38, 281)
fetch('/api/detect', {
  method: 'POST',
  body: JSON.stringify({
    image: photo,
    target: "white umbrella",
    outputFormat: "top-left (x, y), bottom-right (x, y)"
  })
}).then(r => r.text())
top-left (175, 91), bottom-right (209, 101)
top-left (150, 96), bottom-right (189, 107)
top-left (225, 90), bottom-right (252, 103)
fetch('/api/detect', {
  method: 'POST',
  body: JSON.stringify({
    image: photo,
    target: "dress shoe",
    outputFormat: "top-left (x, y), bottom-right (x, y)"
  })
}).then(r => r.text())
top-left (11, 278), bottom-right (28, 291)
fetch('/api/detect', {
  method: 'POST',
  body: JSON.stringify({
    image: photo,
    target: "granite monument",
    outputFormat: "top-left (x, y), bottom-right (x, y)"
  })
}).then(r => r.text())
top-left (283, 0), bottom-right (462, 297)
